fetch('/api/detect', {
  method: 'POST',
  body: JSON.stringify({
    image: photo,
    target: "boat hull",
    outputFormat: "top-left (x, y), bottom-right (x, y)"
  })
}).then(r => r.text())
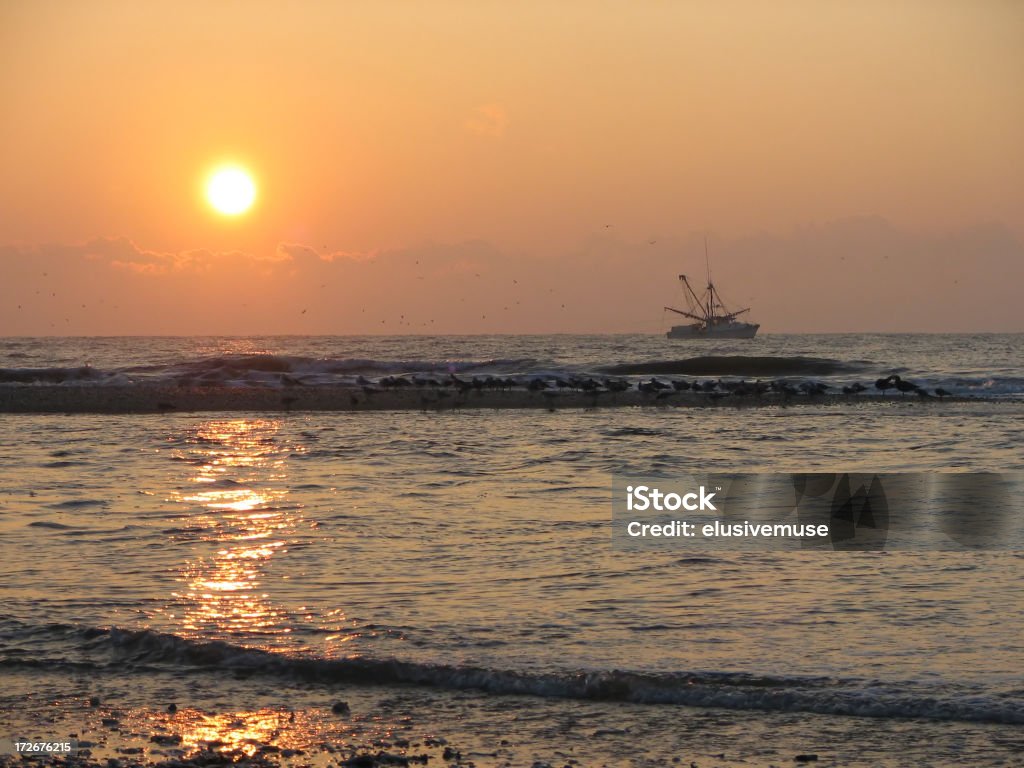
top-left (667, 321), bottom-right (759, 339)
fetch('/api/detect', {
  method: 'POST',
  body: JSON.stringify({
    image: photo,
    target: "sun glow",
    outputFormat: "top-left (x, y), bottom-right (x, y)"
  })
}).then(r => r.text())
top-left (206, 166), bottom-right (257, 216)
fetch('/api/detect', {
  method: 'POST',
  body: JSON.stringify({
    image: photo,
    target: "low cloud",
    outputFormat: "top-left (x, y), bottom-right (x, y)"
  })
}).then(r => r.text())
top-left (19, 236), bottom-right (295, 276)
top-left (466, 103), bottom-right (508, 138)
top-left (1, 219), bottom-right (1022, 334)
top-left (276, 243), bottom-right (380, 263)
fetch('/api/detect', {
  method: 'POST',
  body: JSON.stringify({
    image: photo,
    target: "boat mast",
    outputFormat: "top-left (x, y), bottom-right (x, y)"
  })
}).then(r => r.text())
top-left (705, 236), bottom-right (715, 319)
top-left (704, 237), bottom-right (710, 281)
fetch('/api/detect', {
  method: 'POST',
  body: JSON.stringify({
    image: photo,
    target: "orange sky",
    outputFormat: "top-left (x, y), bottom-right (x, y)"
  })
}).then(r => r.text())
top-left (1, 1), bottom-right (1022, 334)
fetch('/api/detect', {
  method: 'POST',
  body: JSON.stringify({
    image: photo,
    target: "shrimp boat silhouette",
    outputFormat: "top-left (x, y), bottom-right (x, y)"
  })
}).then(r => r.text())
top-left (664, 244), bottom-right (759, 339)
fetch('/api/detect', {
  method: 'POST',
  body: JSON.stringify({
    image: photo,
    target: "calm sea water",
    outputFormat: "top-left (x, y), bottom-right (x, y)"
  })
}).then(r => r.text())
top-left (1, 334), bottom-right (1022, 766)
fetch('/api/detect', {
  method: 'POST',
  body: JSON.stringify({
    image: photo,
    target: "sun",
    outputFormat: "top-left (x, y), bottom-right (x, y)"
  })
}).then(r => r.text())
top-left (206, 166), bottom-right (257, 216)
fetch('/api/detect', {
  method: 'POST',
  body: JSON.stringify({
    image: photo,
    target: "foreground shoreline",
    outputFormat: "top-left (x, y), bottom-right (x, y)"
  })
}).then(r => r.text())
top-left (0, 666), bottom-right (839, 768)
top-left (1, 681), bottom-right (1015, 768)
top-left (0, 385), bottom-right (982, 414)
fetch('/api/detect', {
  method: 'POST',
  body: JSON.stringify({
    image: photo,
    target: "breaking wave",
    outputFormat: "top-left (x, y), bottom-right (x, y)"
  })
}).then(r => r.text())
top-left (599, 356), bottom-right (865, 377)
top-left (0, 355), bottom-right (540, 387)
top-left (3, 623), bottom-right (1020, 726)
top-left (1, 353), bottom-right (1021, 403)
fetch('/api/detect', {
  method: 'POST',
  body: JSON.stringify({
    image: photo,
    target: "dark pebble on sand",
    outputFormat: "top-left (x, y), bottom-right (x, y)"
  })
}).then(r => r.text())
top-left (150, 734), bottom-right (182, 746)
top-left (167, 703), bottom-right (177, 714)
top-left (331, 700), bottom-right (351, 715)
top-left (89, 696), bottom-right (101, 707)
top-left (794, 756), bottom-right (819, 763)
top-left (101, 718), bottom-right (120, 728)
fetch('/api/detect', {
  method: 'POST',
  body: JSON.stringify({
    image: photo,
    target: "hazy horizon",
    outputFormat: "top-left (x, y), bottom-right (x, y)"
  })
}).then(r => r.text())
top-left (3, 1), bottom-right (1022, 335)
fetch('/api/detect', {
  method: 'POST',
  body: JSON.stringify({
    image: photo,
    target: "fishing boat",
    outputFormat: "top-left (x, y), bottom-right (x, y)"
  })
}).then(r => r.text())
top-left (664, 246), bottom-right (759, 339)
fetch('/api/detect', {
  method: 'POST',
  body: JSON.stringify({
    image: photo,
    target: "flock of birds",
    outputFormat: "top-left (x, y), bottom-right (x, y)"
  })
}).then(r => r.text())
top-left (346, 371), bottom-right (954, 401)
top-left (149, 371), bottom-right (957, 413)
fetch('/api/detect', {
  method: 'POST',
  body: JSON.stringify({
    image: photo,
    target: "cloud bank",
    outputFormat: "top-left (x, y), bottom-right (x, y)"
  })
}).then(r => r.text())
top-left (1, 218), bottom-right (1021, 335)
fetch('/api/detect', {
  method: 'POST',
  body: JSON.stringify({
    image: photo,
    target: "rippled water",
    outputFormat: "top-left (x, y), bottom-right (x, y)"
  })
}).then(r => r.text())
top-left (1, 335), bottom-right (1022, 766)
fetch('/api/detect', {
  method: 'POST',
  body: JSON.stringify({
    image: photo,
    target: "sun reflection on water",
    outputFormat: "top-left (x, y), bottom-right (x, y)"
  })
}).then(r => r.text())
top-left (167, 419), bottom-right (305, 647)
top-left (136, 706), bottom-right (367, 761)
top-left (175, 708), bottom-right (310, 757)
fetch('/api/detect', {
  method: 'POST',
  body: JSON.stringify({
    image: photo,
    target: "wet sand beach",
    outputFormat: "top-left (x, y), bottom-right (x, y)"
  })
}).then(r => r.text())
top-left (4, 666), bottom-right (1019, 768)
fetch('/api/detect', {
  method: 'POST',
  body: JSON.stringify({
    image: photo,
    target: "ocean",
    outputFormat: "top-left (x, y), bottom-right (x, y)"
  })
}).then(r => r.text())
top-left (1, 334), bottom-right (1022, 767)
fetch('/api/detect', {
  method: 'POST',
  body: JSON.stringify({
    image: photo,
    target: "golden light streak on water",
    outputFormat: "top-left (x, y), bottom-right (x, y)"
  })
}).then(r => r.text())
top-left (168, 419), bottom-right (302, 646)
top-left (140, 707), bottom-right (358, 760)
